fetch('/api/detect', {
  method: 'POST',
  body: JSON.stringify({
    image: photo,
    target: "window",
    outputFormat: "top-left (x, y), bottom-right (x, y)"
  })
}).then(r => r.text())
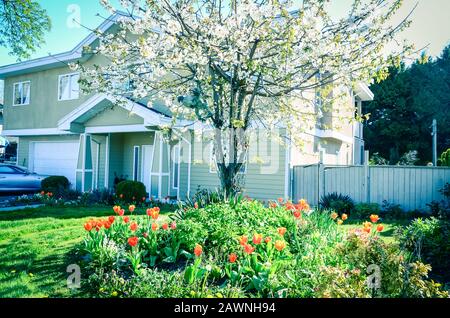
top-left (133, 146), bottom-right (140, 181)
top-left (0, 166), bottom-right (17, 174)
top-left (13, 81), bottom-right (30, 106)
top-left (172, 146), bottom-right (180, 189)
top-left (58, 73), bottom-right (80, 101)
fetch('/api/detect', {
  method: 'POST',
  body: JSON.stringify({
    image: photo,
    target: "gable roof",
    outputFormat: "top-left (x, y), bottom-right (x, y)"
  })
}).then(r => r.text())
top-left (0, 12), bottom-right (127, 79)
top-left (57, 93), bottom-right (169, 131)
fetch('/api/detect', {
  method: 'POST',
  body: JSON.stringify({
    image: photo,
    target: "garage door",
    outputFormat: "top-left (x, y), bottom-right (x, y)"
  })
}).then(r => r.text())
top-left (31, 142), bottom-right (79, 187)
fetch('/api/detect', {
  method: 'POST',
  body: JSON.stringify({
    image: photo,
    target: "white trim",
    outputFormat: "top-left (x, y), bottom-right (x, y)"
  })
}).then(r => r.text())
top-left (58, 72), bottom-right (80, 101)
top-left (105, 134), bottom-right (110, 188)
top-left (132, 145), bottom-right (140, 182)
top-left (81, 134), bottom-right (86, 192)
top-left (209, 142), bottom-right (217, 173)
top-left (12, 81), bottom-right (31, 106)
top-left (85, 124), bottom-right (150, 134)
top-left (311, 128), bottom-right (354, 145)
top-left (2, 128), bottom-right (75, 136)
top-left (91, 138), bottom-right (100, 189)
top-left (354, 82), bottom-right (374, 101)
top-left (284, 135), bottom-right (291, 200)
top-left (57, 93), bottom-right (165, 131)
top-left (172, 145), bottom-right (180, 190)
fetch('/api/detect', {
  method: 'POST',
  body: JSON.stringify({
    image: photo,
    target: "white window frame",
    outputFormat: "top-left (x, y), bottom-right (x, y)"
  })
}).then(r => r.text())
top-left (12, 81), bottom-right (31, 106)
top-left (58, 72), bottom-right (80, 101)
top-left (133, 145), bottom-right (140, 182)
top-left (172, 145), bottom-right (181, 189)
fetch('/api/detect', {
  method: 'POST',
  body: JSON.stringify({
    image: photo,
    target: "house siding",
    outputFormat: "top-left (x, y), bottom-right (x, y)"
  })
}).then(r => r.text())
top-left (189, 129), bottom-right (287, 201)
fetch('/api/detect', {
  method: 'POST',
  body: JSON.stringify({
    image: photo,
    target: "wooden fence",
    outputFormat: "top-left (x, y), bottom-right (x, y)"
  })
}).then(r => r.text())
top-left (292, 164), bottom-right (450, 211)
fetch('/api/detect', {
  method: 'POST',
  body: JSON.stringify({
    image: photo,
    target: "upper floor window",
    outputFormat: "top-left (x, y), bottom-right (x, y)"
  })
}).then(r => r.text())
top-left (58, 73), bottom-right (80, 101)
top-left (13, 81), bottom-right (30, 106)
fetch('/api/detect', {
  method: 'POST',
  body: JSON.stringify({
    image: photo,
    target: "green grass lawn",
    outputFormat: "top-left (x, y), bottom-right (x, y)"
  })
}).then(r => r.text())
top-left (341, 219), bottom-right (410, 243)
top-left (0, 205), bottom-right (172, 298)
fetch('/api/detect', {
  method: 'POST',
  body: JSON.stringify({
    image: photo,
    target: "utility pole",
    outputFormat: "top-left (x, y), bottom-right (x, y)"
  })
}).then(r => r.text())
top-left (431, 119), bottom-right (437, 166)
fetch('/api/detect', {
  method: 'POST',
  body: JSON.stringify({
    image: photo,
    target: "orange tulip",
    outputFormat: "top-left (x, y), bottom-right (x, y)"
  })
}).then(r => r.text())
top-left (151, 223), bottom-right (158, 231)
top-left (162, 223), bottom-right (169, 230)
top-left (264, 237), bottom-right (272, 243)
top-left (84, 222), bottom-right (93, 231)
top-left (274, 240), bottom-right (286, 251)
top-left (239, 235), bottom-right (248, 246)
top-left (253, 233), bottom-right (263, 245)
top-left (129, 205), bottom-right (136, 213)
top-left (337, 219), bottom-right (343, 225)
top-left (370, 214), bottom-right (380, 223)
top-left (293, 210), bottom-right (301, 219)
top-left (278, 227), bottom-right (287, 236)
top-left (331, 212), bottom-right (338, 220)
top-left (377, 224), bottom-right (384, 232)
top-left (194, 244), bottom-right (203, 257)
top-left (123, 216), bottom-right (130, 224)
top-left (341, 214), bottom-right (348, 221)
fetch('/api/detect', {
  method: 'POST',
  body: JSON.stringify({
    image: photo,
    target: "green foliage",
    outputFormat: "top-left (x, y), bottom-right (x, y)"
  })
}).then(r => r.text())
top-left (398, 218), bottom-right (450, 283)
top-left (353, 203), bottom-right (382, 220)
top-left (0, 0), bottom-right (51, 60)
top-left (364, 46), bottom-right (450, 165)
top-left (438, 149), bottom-right (450, 166)
top-left (319, 192), bottom-right (355, 215)
top-left (115, 181), bottom-right (147, 204)
top-left (41, 176), bottom-right (70, 194)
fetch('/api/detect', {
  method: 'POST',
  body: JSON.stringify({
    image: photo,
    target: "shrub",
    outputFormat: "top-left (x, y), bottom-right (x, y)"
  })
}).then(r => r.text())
top-left (41, 176), bottom-right (70, 195)
top-left (319, 192), bottom-right (355, 215)
top-left (353, 203), bottom-right (381, 220)
top-left (398, 217), bottom-right (450, 283)
top-left (116, 181), bottom-right (147, 204)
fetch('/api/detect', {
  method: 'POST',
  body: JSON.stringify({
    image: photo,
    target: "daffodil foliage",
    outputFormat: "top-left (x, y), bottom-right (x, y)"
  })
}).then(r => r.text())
top-left (81, 0), bottom-right (411, 195)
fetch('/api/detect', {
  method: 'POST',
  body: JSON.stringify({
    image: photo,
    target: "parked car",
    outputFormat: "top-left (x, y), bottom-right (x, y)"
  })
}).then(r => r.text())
top-left (0, 164), bottom-right (47, 192)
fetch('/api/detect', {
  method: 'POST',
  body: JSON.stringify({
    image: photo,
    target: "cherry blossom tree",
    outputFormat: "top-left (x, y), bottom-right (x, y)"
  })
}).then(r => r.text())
top-left (81, 0), bottom-right (412, 196)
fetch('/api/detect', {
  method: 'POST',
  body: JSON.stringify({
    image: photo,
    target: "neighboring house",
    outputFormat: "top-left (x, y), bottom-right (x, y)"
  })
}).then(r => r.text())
top-left (0, 13), bottom-right (373, 201)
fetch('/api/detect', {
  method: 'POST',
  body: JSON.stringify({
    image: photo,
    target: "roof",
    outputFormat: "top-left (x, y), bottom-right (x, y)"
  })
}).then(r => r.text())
top-left (57, 93), bottom-right (169, 131)
top-left (0, 11), bottom-right (128, 79)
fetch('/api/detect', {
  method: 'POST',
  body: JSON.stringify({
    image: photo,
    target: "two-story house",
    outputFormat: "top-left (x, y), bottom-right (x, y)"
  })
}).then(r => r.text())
top-left (0, 13), bottom-right (373, 201)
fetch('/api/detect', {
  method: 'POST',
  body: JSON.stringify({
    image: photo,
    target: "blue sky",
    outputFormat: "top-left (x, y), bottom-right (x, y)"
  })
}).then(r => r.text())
top-left (0, 0), bottom-right (449, 66)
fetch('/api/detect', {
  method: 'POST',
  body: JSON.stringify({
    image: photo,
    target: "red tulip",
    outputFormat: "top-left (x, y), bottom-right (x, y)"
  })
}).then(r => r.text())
top-left (130, 222), bottom-right (138, 231)
top-left (243, 244), bottom-right (255, 255)
top-left (128, 236), bottom-right (138, 247)
top-left (229, 253), bottom-right (237, 263)
top-left (194, 244), bottom-right (203, 257)
top-left (123, 216), bottom-right (130, 223)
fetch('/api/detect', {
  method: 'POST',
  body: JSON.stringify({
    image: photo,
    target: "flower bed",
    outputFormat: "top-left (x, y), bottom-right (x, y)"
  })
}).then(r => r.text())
top-left (81, 199), bottom-right (448, 298)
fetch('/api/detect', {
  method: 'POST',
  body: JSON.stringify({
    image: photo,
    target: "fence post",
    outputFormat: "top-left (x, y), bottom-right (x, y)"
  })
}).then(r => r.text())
top-left (364, 150), bottom-right (370, 203)
top-left (318, 163), bottom-right (325, 206)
